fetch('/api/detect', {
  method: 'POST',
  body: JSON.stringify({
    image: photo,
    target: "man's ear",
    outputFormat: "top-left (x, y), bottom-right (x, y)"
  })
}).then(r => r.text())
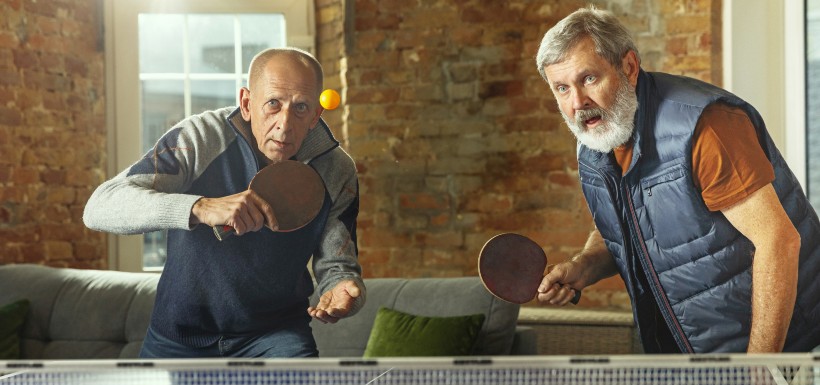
top-left (310, 106), bottom-right (325, 129)
top-left (622, 50), bottom-right (640, 87)
top-left (239, 87), bottom-right (252, 121)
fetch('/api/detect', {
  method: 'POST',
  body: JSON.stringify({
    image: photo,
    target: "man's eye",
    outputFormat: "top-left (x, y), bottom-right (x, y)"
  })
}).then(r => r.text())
top-left (556, 85), bottom-right (568, 93)
top-left (295, 103), bottom-right (308, 113)
top-left (266, 100), bottom-right (281, 109)
top-left (584, 75), bottom-right (596, 84)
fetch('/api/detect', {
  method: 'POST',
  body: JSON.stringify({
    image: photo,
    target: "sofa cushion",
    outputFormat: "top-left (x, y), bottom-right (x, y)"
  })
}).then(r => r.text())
top-left (0, 264), bottom-right (159, 359)
top-left (311, 277), bottom-right (520, 357)
top-left (0, 299), bottom-right (30, 359)
top-left (363, 307), bottom-right (485, 357)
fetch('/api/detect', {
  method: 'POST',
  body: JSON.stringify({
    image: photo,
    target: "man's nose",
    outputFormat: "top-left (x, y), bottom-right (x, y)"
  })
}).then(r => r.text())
top-left (571, 89), bottom-right (591, 110)
top-left (275, 108), bottom-right (295, 131)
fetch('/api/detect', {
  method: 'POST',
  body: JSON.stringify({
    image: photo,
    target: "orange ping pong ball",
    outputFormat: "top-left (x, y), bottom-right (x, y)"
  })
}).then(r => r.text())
top-left (319, 89), bottom-right (341, 110)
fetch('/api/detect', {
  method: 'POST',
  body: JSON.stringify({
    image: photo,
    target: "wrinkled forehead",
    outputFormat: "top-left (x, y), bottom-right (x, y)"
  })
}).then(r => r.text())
top-left (543, 39), bottom-right (612, 80)
top-left (252, 55), bottom-right (320, 95)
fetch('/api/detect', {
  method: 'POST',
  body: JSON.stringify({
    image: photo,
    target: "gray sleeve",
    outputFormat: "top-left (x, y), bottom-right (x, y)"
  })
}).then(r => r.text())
top-left (311, 149), bottom-right (366, 315)
top-left (82, 168), bottom-right (202, 234)
top-left (83, 112), bottom-right (230, 235)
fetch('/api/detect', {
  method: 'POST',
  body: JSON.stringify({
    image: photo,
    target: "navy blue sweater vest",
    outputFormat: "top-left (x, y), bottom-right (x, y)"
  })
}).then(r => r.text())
top-left (578, 70), bottom-right (820, 352)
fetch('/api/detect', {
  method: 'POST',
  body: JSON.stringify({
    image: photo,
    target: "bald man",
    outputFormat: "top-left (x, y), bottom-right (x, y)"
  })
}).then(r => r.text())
top-left (84, 48), bottom-right (364, 358)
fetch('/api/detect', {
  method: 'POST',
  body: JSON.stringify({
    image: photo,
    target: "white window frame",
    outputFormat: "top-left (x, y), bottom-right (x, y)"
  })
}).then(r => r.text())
top-left (103, 0), bottom-right (315, 272)
top-left (722, 0), bottom-right (806, 188)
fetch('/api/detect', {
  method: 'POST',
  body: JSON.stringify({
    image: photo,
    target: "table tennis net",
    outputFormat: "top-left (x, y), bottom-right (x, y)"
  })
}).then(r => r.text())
top-left (1, 354), bottom-right (817, 385)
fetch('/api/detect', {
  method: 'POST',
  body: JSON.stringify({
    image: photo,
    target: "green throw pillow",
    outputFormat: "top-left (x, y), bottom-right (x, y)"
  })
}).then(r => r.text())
top-left (0, 299), bottom-right (30, 360)
top-left (363, 307), bottom-right (485, 357)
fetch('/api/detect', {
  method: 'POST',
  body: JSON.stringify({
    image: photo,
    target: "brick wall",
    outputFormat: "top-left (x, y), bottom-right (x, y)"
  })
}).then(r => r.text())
top-left (315, 0), bottom-right (348, 142)
top-left (0, 0), bottom-right (720, 309)
top-left (0, 0), bottom-right (107, 269)
top-left (318, 0), bottom-right (721, 309)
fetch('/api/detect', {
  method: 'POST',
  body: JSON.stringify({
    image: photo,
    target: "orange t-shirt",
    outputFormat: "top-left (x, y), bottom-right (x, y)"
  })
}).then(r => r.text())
top-left (613, 103), bottom-right (775, 211)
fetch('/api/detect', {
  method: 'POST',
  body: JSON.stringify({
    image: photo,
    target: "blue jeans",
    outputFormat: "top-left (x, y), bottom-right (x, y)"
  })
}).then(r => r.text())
top-left (139, 313), bottom-right (318, 358)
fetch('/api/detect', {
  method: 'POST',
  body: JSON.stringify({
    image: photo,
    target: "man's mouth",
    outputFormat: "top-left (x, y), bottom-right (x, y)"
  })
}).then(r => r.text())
top-left (583, 116), bottom-right (602, 126)
top-left (271, 139), bottom-right (289, 149)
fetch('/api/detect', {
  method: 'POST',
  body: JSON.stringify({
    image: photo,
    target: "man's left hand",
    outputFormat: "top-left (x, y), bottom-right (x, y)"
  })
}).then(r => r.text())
top-left (308, 280), bottom-right (362, 324)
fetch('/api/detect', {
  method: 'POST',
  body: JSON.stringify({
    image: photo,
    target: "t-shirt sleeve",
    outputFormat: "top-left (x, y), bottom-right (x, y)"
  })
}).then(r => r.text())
top-left (691, 103), bottom-right (775, 212)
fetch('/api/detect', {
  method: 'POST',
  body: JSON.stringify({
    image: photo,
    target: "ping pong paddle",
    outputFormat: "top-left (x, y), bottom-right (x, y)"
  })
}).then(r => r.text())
top-left (478, 233), bottom-right (581, 304)
top-left (213, 160), bottom-right (325, 241)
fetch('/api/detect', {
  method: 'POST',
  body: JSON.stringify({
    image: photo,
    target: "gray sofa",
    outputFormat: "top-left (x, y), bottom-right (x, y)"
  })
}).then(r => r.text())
top-left (0, 264), bottom-right (535, 359)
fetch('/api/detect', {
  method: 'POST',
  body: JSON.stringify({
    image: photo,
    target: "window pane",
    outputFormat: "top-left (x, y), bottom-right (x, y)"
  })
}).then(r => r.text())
top-left (143, 231), bottom-right (168, 269)
top-left (139, 14), bottom-right (185, 73)
top-left (191, 80), bottom-right (237, 113)
top-left (141, 79), bottom-right (185, 152)
top-left (239, 14), bottom-right (287, 73)
top-left (189, 15), bottom-right (236, 74)
top-left (808, 1), bottom-right (820, 209)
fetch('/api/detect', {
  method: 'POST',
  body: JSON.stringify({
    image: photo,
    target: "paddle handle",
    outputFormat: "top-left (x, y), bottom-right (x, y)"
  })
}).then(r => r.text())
top-left (213, 225), bottom-right (235, 241)
top-left (570, 290), bottom-right (582, 305)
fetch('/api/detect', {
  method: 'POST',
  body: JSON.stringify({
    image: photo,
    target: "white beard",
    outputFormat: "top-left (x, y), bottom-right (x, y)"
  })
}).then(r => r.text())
top-left (561, 76), bottom-right (639, 153)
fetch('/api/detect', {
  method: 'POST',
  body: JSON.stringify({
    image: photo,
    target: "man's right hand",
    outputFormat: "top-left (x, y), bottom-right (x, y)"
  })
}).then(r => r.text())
top-left (190, 190), bottom-right (278, 236)
top-left (537, 229), bottom-right (619, 306)
top-left (536, 260), bottom-right (585, 306)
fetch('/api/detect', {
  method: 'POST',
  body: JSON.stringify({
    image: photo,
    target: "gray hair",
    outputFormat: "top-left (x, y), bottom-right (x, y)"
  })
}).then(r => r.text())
top-left (535, 6), bottom-right (640, 81)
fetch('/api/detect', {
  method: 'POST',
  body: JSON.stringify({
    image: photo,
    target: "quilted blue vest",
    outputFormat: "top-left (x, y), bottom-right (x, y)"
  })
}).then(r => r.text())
top-left (578, 70), bottom-right (820, 353)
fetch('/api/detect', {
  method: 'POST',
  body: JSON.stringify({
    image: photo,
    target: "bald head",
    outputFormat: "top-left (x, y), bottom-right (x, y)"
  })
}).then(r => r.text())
top-left (247, 48), bottom-right (324, 95)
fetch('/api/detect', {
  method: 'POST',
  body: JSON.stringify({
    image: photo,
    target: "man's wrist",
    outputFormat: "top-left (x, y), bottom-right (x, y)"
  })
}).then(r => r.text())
top-left (189, 198), bottom-right (205, 226)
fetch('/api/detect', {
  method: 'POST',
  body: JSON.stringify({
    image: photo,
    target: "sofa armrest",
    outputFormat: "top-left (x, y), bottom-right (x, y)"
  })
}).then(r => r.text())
top-left (509, 326), bottom-right (538, 355)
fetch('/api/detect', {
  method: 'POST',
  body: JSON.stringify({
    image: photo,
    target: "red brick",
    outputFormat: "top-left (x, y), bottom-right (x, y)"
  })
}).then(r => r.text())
top-left (45, 186), bottom-right (76, 204)
top-left (40, 168), bottom-right (65, 184)
top-left (0, 206), bottom-right (11, 224)
top-left (479, 80), bottom-right (524, 99)
top-left (429, 213), bottom-right (450, 227)
top-left (359, 228), bottom-right (414, 248)
top-left (24, 0), bottom-right (58, 17)
top-left (39, 52), bottom-right (64, 74)
top-left (399, 192), bottom-right (450, 210)
top-left (346, 87), bottom-right (400, 104)
top-left (0, 105), bottom-right (22, 125)
top-left (522, 153), bottom-right (566, 172)
top-left (12, 166), bottom-right (39, 184)
top-left (416, 231), bottom-right (462, 248)
top-left (43, 240), bottom-right (72, 260)
top-left (548, 172), bottom-right (579, 188)
top-left (666, 15), bottom-right (710, 35)
top-left (36, 15), bottom-right (60, 36)
top-left (72, 242), bottom-right (100, 261)
top-left (474, 194), bottom-right (512, 214)
top-left (14, 88), bottom-right (41, 109)
top-left (667, 37), bottom-right (688, 56)
top-left (19, 242), bottom-right (45, 263)
top-left (0, 31), bottom-right (18, 49)
top-left (14, 49), bottom-right (40, 69)
top-left (461, 4), bottom-right (519, 23)
top-left (3, 0), bottom-right (22, 11)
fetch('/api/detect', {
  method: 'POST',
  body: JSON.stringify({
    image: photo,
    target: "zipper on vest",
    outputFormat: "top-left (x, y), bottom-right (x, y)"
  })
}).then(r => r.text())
top-left (578, 160), bottom-right (638, 294)
top-left (622, 183), bottom-right (694, 353)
